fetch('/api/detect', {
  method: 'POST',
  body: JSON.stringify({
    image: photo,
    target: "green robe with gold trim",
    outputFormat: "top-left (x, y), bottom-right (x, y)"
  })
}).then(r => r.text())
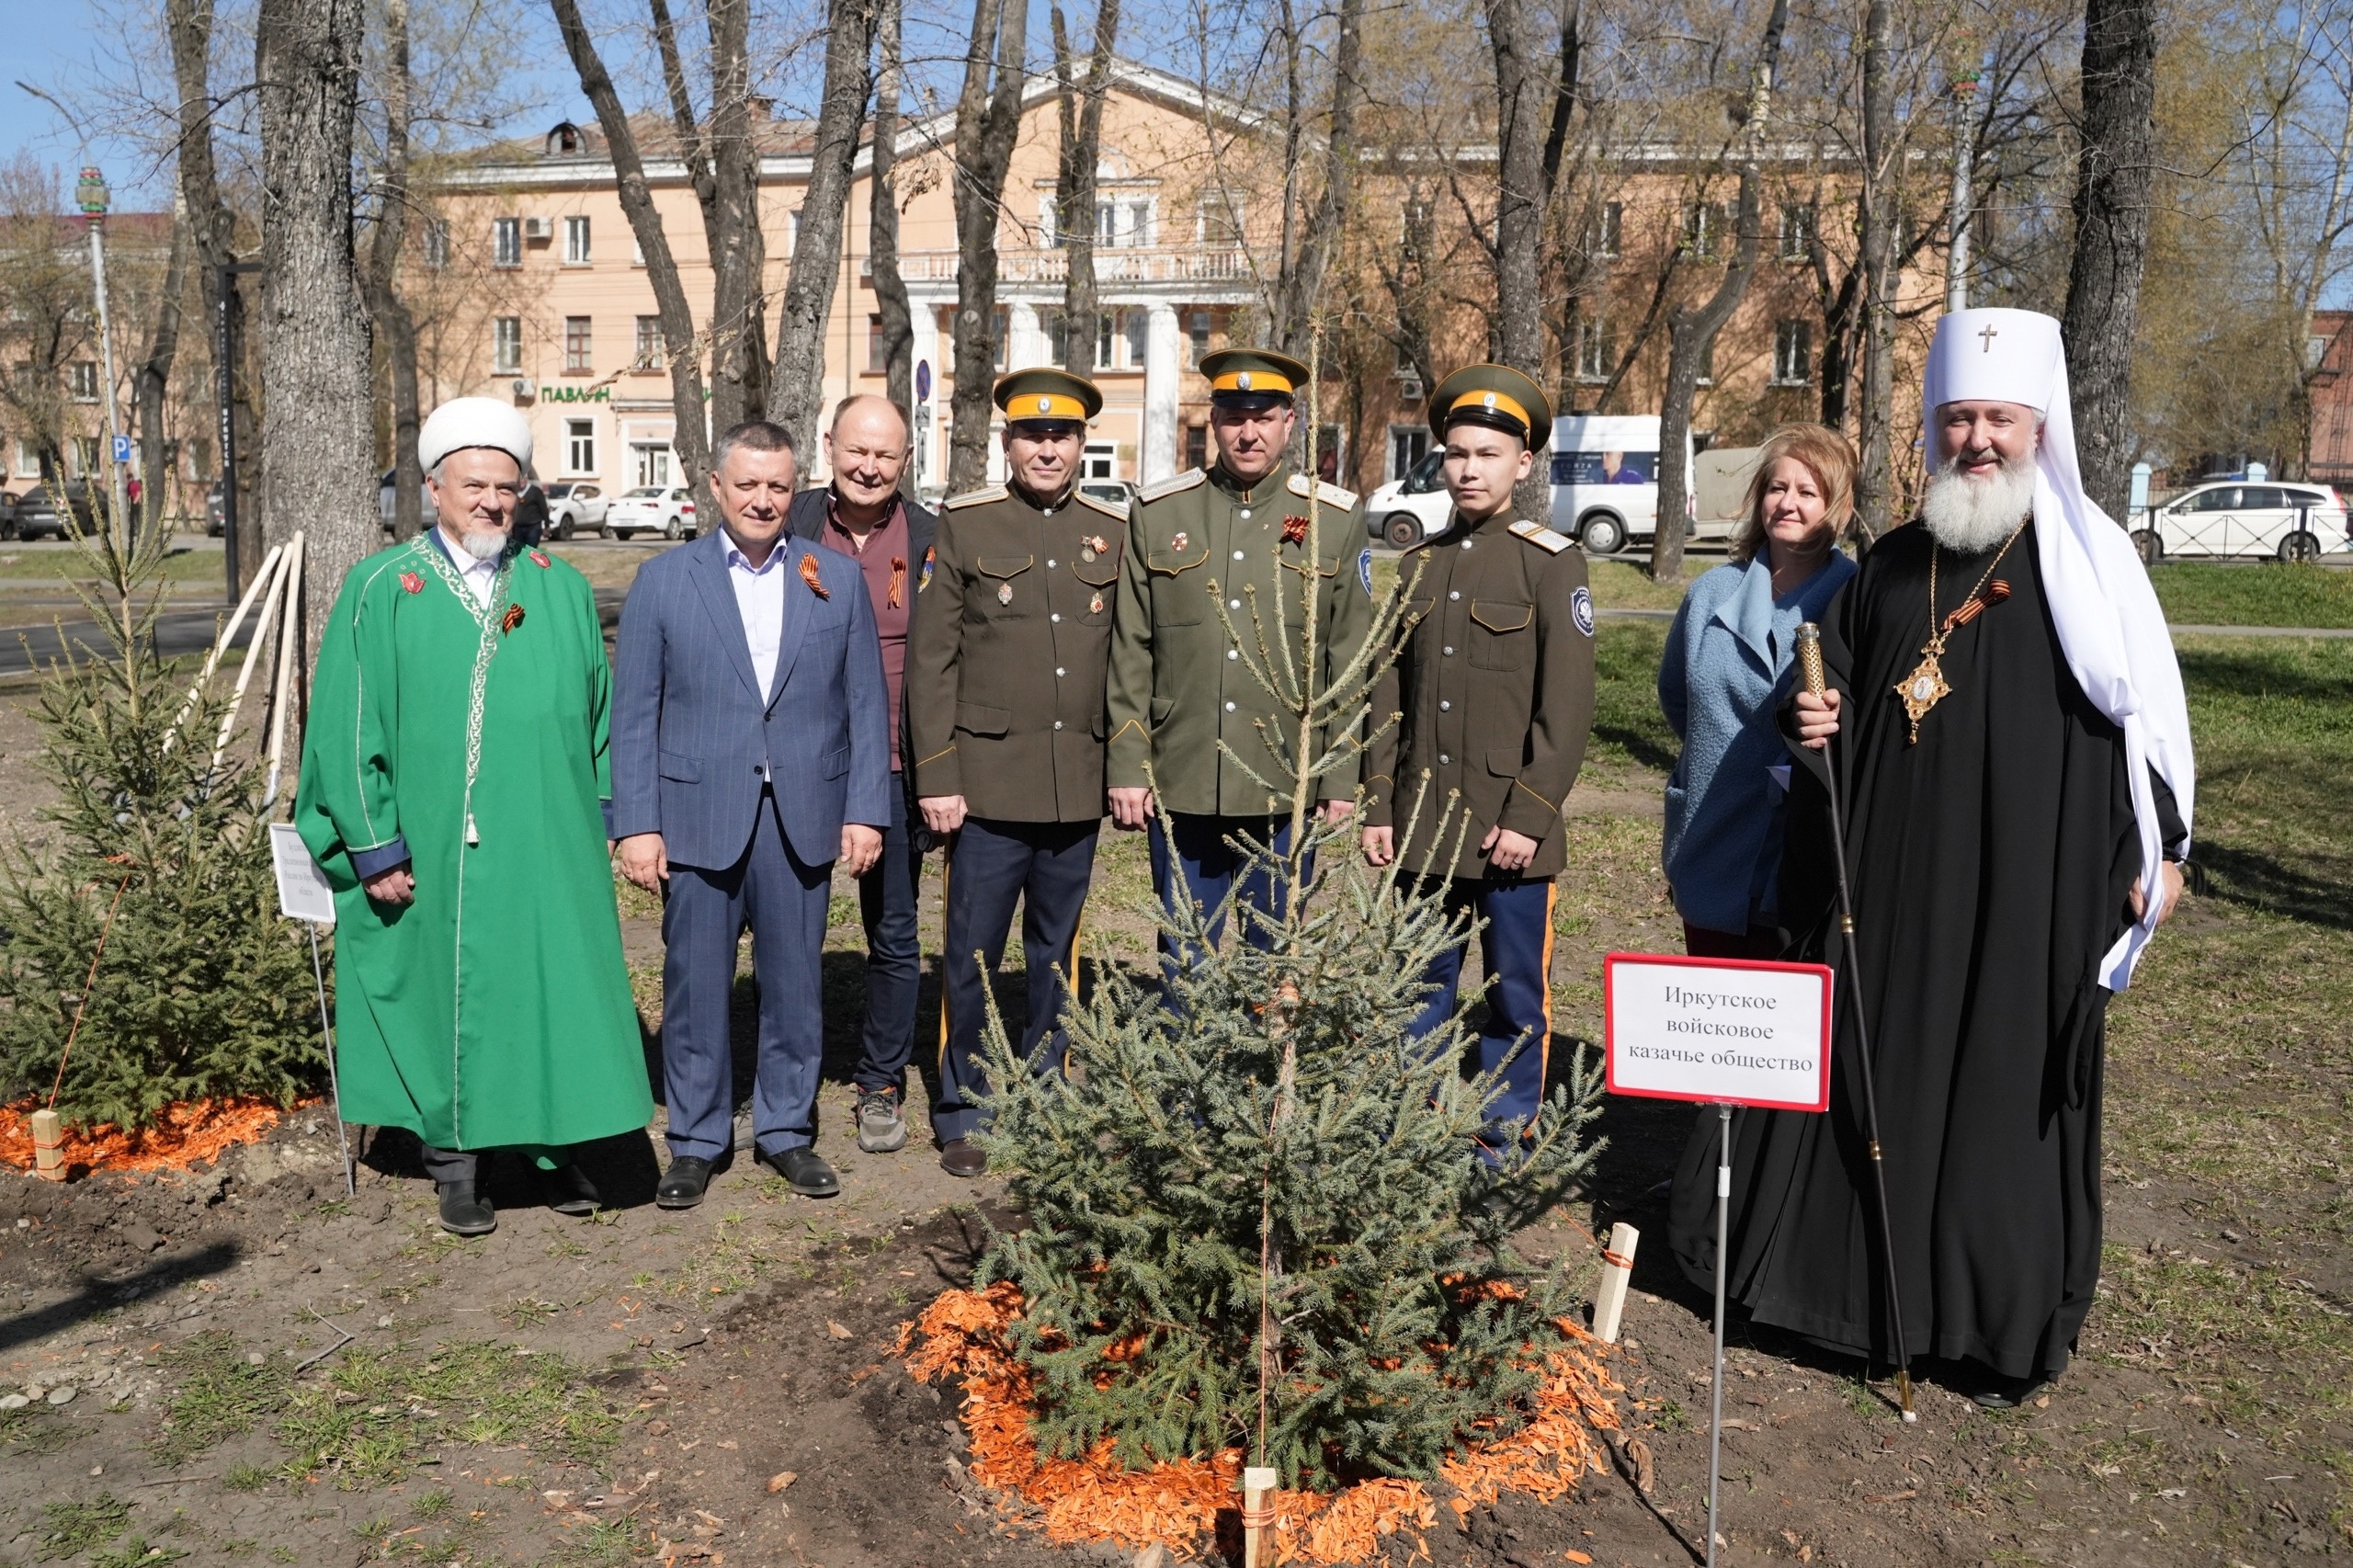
top-left (294, 535), bottom-right (652, 1152)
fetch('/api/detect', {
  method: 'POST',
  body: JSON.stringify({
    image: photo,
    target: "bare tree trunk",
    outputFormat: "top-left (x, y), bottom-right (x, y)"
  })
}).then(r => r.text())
top-left (1486, 0), bottom-right (1578, 518)
top-left (654, 0), bottom-right (770, 433)
top-left (1653, 0), bottom-right (1790, 584)
top-left (947, 0), bottom-right (1028, 493)
top-left (1269, 0), bottom-right (1361, 356)
top-left (135, 208), bottom-right (187, 541)
top-left (869, 0), bottom-right (915, 417)
top-left (1051, 0), bottom-right (1119, 372)
top-left (1853, 0), bottom-right (1897, 537)
top-left (550, 0), bottom-right (713, 489)
top-left (363, 0), bottom-right (425, 540)
top-left (169, 0), bottom-right (259, 587)
top-left (256, 0), bottom-right (375, 637)
top-left (1812, 198), bottom-right (1860, 431)
top-left (2060, 0), bottom-right (2156, 519)
top-left (769, 0), bottom-right (873, 448)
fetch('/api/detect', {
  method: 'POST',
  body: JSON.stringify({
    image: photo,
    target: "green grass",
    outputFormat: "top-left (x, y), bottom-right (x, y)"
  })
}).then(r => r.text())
top-left (153, 1334), bottom-right (291, 1467)
top-left (88, 1540), bottom-right (188, 1568)
top-left (38, 1494), bottom-right (130, 1558)
top-left (0, 545), bottom-right (225, 582)
top-left (1587, 620), bottom-right (1676, 772)
top-left (2149, 561), bottom-right (2353, 628)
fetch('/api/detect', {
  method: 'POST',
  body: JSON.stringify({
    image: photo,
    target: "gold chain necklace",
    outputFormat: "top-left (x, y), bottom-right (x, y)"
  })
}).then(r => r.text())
top-left (1894, 524), bottom-right (2026, 744)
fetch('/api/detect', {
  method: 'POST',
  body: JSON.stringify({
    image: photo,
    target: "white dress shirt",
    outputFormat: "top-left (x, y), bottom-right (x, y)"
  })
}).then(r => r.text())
top-left (726, 536), bottom-right (789, 699)
top-left (437, 527), bottom-right (501, 608)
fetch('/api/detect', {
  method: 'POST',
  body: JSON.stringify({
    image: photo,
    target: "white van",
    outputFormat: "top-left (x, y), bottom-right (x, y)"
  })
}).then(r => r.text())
top-left (1548, 415), bottom-right (1694, 556)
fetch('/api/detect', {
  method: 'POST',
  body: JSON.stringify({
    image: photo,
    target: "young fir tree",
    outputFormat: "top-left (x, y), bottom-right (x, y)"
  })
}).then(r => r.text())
top-left (972, 381), bottom-right (1606, 1488)
top-left (0, 516), bottom-right (324, 1130)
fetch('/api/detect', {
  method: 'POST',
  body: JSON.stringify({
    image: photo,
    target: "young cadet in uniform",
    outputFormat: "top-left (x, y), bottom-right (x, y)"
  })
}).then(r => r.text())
top-left (908, 368), bottom-right (1128, 1177)
top-left (1359, 365), bottom-right (1597, 1155)
top-left (1105, 347), bottom-right (1371, 966)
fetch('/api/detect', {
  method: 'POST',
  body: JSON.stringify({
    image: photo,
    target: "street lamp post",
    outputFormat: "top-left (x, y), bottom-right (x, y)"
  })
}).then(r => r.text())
top-left (1948, 70), bottom-right (1979, 314)
top-left (74, 165), bottom-right (131, 549)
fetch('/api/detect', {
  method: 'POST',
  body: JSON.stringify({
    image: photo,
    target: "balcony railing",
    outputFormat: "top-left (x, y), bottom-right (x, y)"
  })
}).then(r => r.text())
top-left (880, 245), bottom-right (1258, 286)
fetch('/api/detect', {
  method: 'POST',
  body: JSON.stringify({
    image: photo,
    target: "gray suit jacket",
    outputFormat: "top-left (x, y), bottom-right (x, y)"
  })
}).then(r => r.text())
top-left (610, 529), bottom-right (890, 870)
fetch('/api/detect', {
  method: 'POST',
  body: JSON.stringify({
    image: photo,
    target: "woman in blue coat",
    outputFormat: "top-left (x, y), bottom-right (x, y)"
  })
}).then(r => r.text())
top-left (1658, 424), bottom-right (1859, 956)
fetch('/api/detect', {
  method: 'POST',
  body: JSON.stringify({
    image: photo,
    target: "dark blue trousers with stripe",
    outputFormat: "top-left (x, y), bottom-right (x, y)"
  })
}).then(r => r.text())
top-left (1148, 812), bottom-right (1301, 983)
top-left (1404, 873), bottom-right (1558, 1152)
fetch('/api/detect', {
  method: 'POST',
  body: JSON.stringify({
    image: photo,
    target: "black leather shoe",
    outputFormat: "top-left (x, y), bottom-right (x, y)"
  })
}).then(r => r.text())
top-left (938, 1139), bottom-right (987, 1178)
top-left (437, 1180), bottom-right (495, 1236)
top-left (656, 1154), bottom-right (715, 1210)
top-left (543, 1163), bottom-right (601, 1217)
top-left (756, 1146), bottom-right (840, 1198)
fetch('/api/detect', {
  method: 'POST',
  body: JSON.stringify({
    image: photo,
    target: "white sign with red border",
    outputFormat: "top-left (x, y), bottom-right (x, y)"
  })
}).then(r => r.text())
top-left (1603, 953), bottom-right (1834, 1111)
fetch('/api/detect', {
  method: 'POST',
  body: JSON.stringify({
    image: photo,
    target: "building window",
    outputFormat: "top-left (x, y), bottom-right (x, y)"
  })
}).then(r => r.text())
top-left (14, 437), bottom-right (36, 475)
top-left (631, 443), bottom-right (672, 487)
top-left (1695, 335), bottom-right (1716, 387)
top-left (563, 316), bottom-right (593, 374)
top-left (1681, 202), bottom-right (1732, 261)
top-left (1125, 309), bottom-right (1149, 368)
top-left (992, 305), bottom-right (1010, 373)
top-left (635, 315), bottom-right (664, 370)
top-left (1779, 203), bottom-right (1815, 262)
top-left (422, 219), bottom-right (449, 269)
top-left (494, 317), bottom-right (523, 374)
top-left (1187, 310), bottom-right (1211, 368)
top-left (73, 436), bottom-right (101, 476)
top-left (868, 315), bottom-right (888, 372)
top-left (566, 419), bottom-right (597, 474)
top-left (1198, 194), bottom-right (1245, 246)
top-left (1586, 201), bottom-right (1622, 258)
top-left (2308, 334), bottom-right (2331, 369)
top-left (1185, 424), bottom-right (1207, 471)
top-left (69, 361), bottom-right (98, 402)
top-left (564, 215), bottom-right (591, 265)
top-left (1773, 319), bottom-right (1813, 386)
top-left (1083, 440), bottom-right (1116, 480)
top-left (1573, 317), bottom-right (1613, 383)
top-left (1389, 425), bottom-right (1430, 483)
top-left (494, 217), bottom-right (521, 267)
top-left (1097, 199), bottom-right (1154, 247)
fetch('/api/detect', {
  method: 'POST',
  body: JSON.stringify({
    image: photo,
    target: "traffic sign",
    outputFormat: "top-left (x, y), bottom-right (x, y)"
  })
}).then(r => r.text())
top-left (111, 434), bottom-right (131, 464)
top-left (915, 360), bottom-right (932, 403)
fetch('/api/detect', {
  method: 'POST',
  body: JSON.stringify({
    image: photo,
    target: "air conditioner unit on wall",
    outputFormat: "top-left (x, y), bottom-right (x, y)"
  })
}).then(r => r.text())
top-left (522, 217), bottom-right (553, 242)
top-left (1397, 376), bottom-right (1425, 401)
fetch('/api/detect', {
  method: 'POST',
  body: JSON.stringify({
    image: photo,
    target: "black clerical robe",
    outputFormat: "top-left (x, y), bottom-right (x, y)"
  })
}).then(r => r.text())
top-left (1667, 521), bottom-right (2184, 1383)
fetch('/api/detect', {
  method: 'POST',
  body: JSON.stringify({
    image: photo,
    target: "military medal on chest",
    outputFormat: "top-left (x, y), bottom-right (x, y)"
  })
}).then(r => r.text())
top-left (1080, 534), bottom-right (1108, 563)
top-left (1896, 528), bottom-right (2023, 744)
top-left (997, 580), bottom-right (1014, 606)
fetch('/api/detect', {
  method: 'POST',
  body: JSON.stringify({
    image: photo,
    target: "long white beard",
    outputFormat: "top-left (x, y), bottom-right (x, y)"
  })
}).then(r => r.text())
top-left (459, 528), bottom-right (508, 562)
top-left (1919, 453), bottom-right (2036, 553)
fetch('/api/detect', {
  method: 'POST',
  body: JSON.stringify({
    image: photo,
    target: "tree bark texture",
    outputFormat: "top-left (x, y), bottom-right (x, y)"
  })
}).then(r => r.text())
top-left (255, 0), bottom-right (376, 642)
top-left (1269, 0), bottom-right (1360, 358)
top-left (550, 0), bottom-right (713, 490)
top-left (169, 0), bottom-right (259, 585)
top-left (1853, 0), bottom-right (1897, 538)
top-left (135, 209), bottom-right (187, 541)
top-left (869, 0), bottom-right (915, 420)
top-left (768, 0), bottom-right (874, 449)
top-left (947, 0), bottom-right (1028, 493)
top-left (1486, 0), bottom-right (1576, 519)
top-left (1051, 0), bottom-right (1119, 374)
top-left (363, 0), bottom-right (425, 540)
top-left (2060, 0), bottom-right (2156, 519)
top-left (1651, 0), bottom-right (1790, 585)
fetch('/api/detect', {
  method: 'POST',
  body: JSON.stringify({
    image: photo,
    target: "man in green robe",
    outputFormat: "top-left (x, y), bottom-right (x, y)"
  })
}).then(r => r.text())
top-left (296, 397), bottom-right (653, 1235)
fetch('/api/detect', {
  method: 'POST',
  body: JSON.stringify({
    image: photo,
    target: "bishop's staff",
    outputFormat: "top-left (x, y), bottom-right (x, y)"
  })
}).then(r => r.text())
top-left (1794, 621), bottom-right (1915, 1422)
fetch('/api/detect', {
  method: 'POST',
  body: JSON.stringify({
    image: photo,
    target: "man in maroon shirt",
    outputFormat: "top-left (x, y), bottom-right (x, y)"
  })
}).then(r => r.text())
top-left (788, 395), bottom-right (938, 1154)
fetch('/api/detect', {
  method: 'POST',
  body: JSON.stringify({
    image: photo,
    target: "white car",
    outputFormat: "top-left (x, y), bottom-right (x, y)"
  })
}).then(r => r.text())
top-left (1365, 451), bottom-right (1454, 549)
top-left (541, 483), bottom-right (610, 540)
top-left (604, 484), bottom-right (698, 540)
top-left (2139, 480), bottom-right (2348, 563)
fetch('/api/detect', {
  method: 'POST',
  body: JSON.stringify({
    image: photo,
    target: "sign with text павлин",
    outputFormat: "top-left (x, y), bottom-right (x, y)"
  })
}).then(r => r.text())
top-left (1603, 953), bottom-right (1832, 1111)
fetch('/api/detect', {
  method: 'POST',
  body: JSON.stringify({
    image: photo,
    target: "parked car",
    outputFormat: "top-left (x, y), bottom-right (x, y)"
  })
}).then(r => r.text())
top-left (12, 481), bottom-right (97, 540)
top-left (1548, 414), bottom-right (1693, 556)
top-left (377, 468), bottom-right (435, 533)
top-left (541, 482), bottom-right (611, 540)
top-left (1364, 449), bottom-right (1453, 549)
top-left (604, 484), bottom-right (698, 540)
top-left (2138, 481), bottom-right (2349, 564)
top-left (1078, 479), bottom-right (1135, 512)
top-left (205, 483), bottom-right (226, 538)
top-left (0, 490), bottom-right (17, 540)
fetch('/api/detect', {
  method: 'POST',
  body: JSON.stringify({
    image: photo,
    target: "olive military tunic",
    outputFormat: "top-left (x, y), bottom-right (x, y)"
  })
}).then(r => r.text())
top-left (1106, 461), bottom-right (1372, 813)
top-left (908, 483), bottom-right (1130, 823)
top-left (1362, 511), bottom-right (1598, 879)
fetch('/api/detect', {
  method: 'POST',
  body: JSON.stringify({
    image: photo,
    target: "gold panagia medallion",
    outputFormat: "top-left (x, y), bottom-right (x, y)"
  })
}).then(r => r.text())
top-left (1895, 650), bottom-right (1951, 744)
top-left (996, 581), bottom-right (1014, 606)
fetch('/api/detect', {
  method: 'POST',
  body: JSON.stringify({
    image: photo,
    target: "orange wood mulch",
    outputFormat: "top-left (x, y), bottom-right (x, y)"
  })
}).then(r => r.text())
top-left (0, 1096), bottom-right (306, 1176)
top-left (899, 1281), bottom-right (1624, 1565)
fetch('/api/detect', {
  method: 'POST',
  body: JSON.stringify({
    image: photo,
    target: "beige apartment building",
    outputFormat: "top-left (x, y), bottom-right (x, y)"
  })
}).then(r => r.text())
top-left (418, 60), bottom-right (1939, 504)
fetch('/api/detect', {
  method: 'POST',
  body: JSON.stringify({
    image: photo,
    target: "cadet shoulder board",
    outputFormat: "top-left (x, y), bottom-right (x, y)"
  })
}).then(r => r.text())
top-left (1286, 472), bottom-right (1358, 509)
top-left (1508, 519), bottom-right (1575, 554)
top-left (1137, 470), bottom-right (1206, 504)
top-left (943, 485), bottom-right (1008, 510)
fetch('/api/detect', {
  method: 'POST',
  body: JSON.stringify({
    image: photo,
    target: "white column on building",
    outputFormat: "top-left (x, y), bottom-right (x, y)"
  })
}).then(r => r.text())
top-left (1142, 302), bottom-right (1181, 483)
top-left (1007, 301), bottom-right (1045, 371)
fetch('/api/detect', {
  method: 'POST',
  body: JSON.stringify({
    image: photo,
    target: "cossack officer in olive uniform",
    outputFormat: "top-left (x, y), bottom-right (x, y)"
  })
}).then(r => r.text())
top-left (908, 368), bottom-right (1129, 1177)
top-left (1360, 365), bottom-right (1597, 1153)
top-left (1105, 347), bottom-right (1371, 967)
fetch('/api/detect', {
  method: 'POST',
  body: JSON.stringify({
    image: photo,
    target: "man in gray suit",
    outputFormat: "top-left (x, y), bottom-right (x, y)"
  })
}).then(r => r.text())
top-left (612, 420), bottom-right (891, 1207)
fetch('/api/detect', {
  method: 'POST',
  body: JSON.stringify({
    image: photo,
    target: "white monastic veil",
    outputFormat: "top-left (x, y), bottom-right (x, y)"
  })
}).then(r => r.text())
top-left (1921, 308), bottom-right (2195, 989)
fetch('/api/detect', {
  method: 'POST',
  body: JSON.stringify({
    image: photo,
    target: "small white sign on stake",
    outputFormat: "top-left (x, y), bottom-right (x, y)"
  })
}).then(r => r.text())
top-left (267, 823), bottom-right (336, 926)
top-left (1604, 952), bottom-right (1833, 1112)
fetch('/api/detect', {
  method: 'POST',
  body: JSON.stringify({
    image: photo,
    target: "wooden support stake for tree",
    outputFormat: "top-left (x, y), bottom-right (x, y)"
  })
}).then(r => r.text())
top-left (1242, 1465), bottom-right (1277, 1568)
top-left (29, 1108), bottom-right (65, 1179)
top-left (1593, 1221), bottom-right (1640, 1343)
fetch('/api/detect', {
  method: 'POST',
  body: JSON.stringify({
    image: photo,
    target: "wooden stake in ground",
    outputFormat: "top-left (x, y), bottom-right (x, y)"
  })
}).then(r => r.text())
top-left (1241, 1464), bottom-right (1277, 1567)
top-left (1592, 1222), bottom-right (1640, 1343)
top-left (29, 1108), bottom-right (64, 1179)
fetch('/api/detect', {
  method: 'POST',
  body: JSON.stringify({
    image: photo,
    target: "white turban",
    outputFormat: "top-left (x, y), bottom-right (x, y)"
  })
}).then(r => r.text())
top-left (1923, 308), bottom-right (2194, 989)
top-left (418, 396), bottom-right (533, 476)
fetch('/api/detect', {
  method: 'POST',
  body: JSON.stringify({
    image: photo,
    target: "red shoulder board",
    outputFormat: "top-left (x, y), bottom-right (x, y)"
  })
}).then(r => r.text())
top-left (399, 571), bottom-right (423, 595)
top-left (529, 550), bottom-right (550, 569)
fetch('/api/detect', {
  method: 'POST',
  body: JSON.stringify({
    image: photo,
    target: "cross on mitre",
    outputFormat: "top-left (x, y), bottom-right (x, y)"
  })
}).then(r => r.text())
top-left (1978, 324), bottom-right (1999, 353)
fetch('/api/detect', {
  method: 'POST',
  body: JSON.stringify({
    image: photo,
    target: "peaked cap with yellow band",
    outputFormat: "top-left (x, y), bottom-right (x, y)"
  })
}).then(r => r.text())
top-left (994, 366), bottom-right (1103, 426)
top-left (1199, 347), bottom-right (1310, 412)
top-left (1427, 364), bottom-right (1552, 452)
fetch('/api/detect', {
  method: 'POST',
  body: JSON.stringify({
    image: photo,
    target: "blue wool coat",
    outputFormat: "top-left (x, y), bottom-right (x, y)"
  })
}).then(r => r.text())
top-left (1657, 550), bottom-right (1857, 935)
